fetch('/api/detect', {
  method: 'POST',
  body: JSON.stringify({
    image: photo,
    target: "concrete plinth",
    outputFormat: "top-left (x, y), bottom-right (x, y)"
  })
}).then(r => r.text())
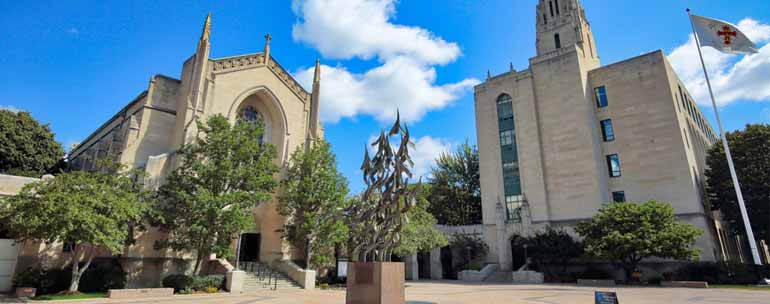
top-left (346, 262), bottom-right (404, 304)
top-left (226, 270), bottom-right (245, 294)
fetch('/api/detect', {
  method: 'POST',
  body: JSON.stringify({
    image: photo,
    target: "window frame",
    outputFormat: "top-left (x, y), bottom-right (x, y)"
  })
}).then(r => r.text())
top-left (600, 119), bottom-right (615, 142)
top-left (612, 191), bottom-right (626, 203)
top-left (594, 86), bottom-right (608, 108)
top-left (606, 154), bottom-right (621, 178)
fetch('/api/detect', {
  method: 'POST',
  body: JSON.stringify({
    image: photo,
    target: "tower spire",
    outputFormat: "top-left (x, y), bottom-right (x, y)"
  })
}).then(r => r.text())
top-left (264, 33), bottom-right (272, 60)
top-left (313, 58), bottom-right (321, 83)
top-left (200, 12), bottom-right (211, 42)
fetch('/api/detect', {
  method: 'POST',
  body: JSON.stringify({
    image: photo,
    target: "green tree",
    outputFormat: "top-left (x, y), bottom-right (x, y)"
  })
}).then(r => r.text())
top-left (279, 140), bottom-right (349, 270)
top-left (0, 109), bottom-right (64, 177)
top-left (449, 233), bottom-right (489, 272)
top-left (705, 124), bottom-right (770, 244)
top-left (1, 164), bottom-right (145, 291)
top-left (392, 184), bottom-right (448, 257)
top-left (151, 115), bottom-right (278, 274)
top-left (575, 201), bottom-right (702, 281)
top-left (427, 140), bottom-right (481, 225)
top-left (513, 226), bottom-right (584, 280)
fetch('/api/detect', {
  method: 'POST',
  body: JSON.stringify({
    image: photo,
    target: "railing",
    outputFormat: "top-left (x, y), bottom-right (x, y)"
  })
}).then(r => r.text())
top-left (238, 262), bottom-right (284, 290)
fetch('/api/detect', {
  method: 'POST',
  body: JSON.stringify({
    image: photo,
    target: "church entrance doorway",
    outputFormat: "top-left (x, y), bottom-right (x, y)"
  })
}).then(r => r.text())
top-left (510, 235), bottom-right (527, 271)
top-left (239, 233), bottom-right (261, 262)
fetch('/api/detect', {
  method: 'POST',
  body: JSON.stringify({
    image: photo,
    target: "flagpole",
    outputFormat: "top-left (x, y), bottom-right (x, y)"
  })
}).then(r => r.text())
top-left (687, 8), bottom-right (761, 265)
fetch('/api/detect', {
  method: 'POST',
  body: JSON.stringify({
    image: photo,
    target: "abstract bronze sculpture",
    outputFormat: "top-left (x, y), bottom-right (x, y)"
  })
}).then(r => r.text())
top-left (346, 112), bottom-right (419, 304)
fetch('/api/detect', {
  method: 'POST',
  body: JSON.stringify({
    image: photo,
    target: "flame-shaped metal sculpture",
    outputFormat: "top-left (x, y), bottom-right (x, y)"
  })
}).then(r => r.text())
top-left (349, 111), bottom-right (421, 262)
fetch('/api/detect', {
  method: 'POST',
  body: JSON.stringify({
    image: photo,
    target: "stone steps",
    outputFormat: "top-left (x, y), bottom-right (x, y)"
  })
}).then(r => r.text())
top-left (238, 262), bottom-right (302, 291)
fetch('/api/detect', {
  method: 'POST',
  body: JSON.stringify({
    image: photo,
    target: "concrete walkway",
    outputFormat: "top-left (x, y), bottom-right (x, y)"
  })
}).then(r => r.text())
top-left (5, 281), bottom-right (768, 303)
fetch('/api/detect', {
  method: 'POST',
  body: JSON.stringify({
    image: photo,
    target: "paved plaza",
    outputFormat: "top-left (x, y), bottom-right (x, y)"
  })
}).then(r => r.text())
top-left (6, 281), bottom-right (768, 304)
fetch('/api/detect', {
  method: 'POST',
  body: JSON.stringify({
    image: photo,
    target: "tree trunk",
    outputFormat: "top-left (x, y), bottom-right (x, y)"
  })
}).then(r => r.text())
top-left (68, 245), bottom-right (94, 292)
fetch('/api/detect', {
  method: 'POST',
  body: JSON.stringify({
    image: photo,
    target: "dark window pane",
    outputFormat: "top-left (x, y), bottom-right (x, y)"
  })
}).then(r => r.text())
top-left (554, 33), bottom-right (561, 49)
top-left (594, 86), bottom-right (608, 108)
top-left (601, 119), bottom-right (615, 141)
top-left (606, 154), bottom-right (621, 177)
top-left (612, 191), bottom-right (626, 203)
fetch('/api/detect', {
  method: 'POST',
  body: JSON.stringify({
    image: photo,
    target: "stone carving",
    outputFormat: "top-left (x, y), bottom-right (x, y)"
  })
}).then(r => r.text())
top-left (211, 54), bottom-right (310, 101)
top-left (348, 112), bottom-right (420, 262)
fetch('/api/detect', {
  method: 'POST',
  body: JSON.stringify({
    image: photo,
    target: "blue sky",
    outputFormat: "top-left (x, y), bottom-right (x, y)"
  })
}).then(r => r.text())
top-left (2, 0), bottom-right (770, 192)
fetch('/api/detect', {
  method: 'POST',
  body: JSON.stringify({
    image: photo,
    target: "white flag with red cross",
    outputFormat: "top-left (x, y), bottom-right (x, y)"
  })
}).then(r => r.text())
top-left (691, 14), bottom-right (758, 54)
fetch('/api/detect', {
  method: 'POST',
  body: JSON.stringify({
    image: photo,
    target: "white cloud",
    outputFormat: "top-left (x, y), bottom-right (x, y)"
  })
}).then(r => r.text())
top-left (411, 136), bottom-right (453, 179)
top-left (292, 0), bottom-right (460, 65)
top-left (668, 18), bottom-right (770, 107)
top-left (0, 105), bottom-right (22, 113)
top-left (292, 0), bottom-right (479, 124)
top-left (296, 59), bottom-right (478, 123)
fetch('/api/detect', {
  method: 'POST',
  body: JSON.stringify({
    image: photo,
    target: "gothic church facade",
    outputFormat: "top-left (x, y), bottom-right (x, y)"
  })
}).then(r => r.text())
top-left (19, 14), bottom-right (323, 287)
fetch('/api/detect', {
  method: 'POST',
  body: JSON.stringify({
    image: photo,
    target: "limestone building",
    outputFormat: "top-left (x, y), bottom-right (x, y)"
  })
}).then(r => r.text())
top-left (474, 0), bottom-right (743, 271)
top-left (20, 14), bottom-right (324, 287)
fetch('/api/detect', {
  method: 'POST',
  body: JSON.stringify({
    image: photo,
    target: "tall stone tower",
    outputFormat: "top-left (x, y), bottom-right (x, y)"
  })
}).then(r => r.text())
top-left (535, 0), bottom-right (598, 59)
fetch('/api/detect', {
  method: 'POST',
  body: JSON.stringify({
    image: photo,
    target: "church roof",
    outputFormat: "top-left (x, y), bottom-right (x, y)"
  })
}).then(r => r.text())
top-left (210, 52), bottom-right (311, 101)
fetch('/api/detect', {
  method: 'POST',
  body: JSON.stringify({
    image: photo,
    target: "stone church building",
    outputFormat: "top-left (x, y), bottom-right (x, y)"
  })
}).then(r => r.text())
top-left (16, 14), bottom-right (323, 287)
top-left (474, 0), bottom-right (748, 272)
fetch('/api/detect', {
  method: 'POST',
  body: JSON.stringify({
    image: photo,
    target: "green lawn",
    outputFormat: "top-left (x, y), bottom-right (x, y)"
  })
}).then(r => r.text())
top-left (31, 292), bottom-right (108, 301)
top-left (710, 284), bottom-right (770, 291)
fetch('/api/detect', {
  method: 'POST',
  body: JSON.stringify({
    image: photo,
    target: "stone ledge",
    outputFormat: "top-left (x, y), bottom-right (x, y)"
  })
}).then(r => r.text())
top-left (108, 288), bottom-right (174, 299)
top-left (577, 279), bottom-right (616, 287)
top-left (661, 281), bottom-right (708, 288)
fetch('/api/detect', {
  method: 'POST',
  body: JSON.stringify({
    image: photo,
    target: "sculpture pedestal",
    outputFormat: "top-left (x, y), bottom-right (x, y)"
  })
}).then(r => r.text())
top-left (346, 262), bottom-right (405, 304)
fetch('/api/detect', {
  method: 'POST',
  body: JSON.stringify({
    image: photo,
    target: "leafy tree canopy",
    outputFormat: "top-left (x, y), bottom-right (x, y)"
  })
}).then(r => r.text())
top-left (575, 201), bottom-right (702, 281)
top-left (1, 162), bottom-right (145, 291)
top-left (279, 140), bottom-right (349, 270)
top-left (151, 115), bottom-right (278, 274)
top-left (392, 184), bottom-right (448, 257)
top-left (512, 226), bottom-right (583, 279)
top-left (0, 109), bottom-right (64, 177)
top-left (427, 140), bottom-right (481, 225)
top-left (705, 124), bottom-right (770, 243)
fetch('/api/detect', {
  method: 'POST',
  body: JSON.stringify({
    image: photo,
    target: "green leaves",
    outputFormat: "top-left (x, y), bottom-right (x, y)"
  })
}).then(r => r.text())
top-left (151, 115), bottom-right (278, 273)
top-left (2, 168), bottom-right (146, 254)
top-left (279, 140), bottom-right (349, 270)
top-left (426, 140), bottom-right (481, 225)
top-left (0, 109), bottom-right (64, 177)
top-left (576, 201), bottom-right (703, 272)
top-left (706, 124), bottom-right (770, 243)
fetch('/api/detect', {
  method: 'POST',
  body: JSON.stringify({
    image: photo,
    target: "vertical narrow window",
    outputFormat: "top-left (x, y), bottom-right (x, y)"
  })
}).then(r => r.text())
top-left (678, 86), bottom-right (686, 112)
top-left (606, 154), bottom-right (621, 177)
top-left (543, 14), bottom-right (547, 25)
top-left (549, 1), bottom-right (554, 17)
top-left (496, 94), bottom-right (523, 221)
top-left (612, 191), bottom-right (626, 203)
top-left (555, 0), bottom-right (560, 15)
top-left (588, 33), bottom-right (594, 58)
top-left (600, 119), bottom-right (615, 142)
top-left (683, 128), bottom-right (690, 149)
top-left (554, 33), bottom-right (561, 49)
top-left (594, 86), bottom-right (608, 108)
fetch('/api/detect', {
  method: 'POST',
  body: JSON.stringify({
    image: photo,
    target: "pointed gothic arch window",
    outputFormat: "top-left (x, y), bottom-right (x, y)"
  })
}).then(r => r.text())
top-left (240, 106), bottom-right (265, 145)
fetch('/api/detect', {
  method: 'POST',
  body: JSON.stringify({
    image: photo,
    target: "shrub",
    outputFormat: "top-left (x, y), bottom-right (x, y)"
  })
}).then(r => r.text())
top-left (672, 262), bottom-right (770, 284)
top-left (578, 265), bottom-right (613, 280)
top-left (190, 275), bottom-right (225, 291)
top-left (162, 274), bottom-right (193, 293)
top-left (205, 286), bottom-right (219, 293)
top-left (12, 266), bottom-right (70, 295)
top-left (162, 274), bottom-right (225, 293)
top-left (319, 283), bottom-right (330, 290)
top-left (79, 259), bottom-right (127, 292)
